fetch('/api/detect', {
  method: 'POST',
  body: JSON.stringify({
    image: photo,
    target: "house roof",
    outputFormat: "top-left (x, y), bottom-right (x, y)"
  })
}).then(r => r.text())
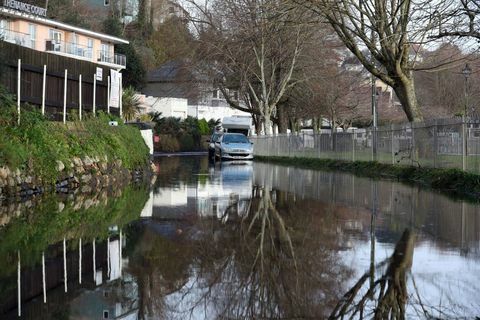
top-left (147, 61), bottom-right (184, 82)
top-left (0, 7), bottom-right (129, 44)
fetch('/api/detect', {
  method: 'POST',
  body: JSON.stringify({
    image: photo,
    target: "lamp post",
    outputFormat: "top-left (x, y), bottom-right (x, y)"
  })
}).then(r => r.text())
top-left (462, 63), bottom-right (472, 117)
top-left (371, 75), bottom-right (378, 160)
top-left (462, 63), bottom-right (472, 171)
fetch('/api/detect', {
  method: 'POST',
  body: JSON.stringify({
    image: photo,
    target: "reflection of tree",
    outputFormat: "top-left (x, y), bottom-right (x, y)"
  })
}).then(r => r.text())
top-left (126, 224), bottom-right (193, 319)
top-left (184, 186), bottom-right (350, 319)
top-left (330, 229), bottom-right (415, 320)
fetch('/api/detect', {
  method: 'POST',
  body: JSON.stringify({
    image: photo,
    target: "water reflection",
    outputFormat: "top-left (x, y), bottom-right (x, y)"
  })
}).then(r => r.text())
top-left (331, 228), bottom-right (415, 319)
top-left (1, 157), bottom-right (480, 319)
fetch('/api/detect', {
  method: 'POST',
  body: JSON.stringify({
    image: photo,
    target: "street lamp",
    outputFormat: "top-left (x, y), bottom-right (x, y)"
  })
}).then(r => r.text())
top-left (462, 63), bottom-right (472, 116)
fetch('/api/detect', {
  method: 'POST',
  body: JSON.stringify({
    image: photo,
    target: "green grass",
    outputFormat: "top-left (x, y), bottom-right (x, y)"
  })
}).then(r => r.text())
top-left (255, 155), bottom-right (480, 201)
top-left (0, 101), bottom-right (150, 183)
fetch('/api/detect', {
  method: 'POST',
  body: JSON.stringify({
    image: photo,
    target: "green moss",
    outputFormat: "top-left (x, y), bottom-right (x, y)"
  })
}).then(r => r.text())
top-left (0, 105), bottom-right (149, 182)
top-left (256, 156), bottom-right (480, 202)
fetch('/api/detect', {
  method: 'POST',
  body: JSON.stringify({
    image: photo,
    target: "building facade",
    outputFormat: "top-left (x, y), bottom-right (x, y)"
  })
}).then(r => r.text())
top-left (0, 6), bottom-right (128, 70)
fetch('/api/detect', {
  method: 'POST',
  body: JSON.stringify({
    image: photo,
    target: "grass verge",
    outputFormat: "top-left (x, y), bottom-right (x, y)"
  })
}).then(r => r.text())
top-left (0, 88), bottom-right (149, 183)
top-left (255, 156), bottom-right (480, 201)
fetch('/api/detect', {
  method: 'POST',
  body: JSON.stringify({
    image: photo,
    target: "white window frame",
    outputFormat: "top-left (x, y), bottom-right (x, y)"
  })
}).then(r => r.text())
top-left (100, 42), bottom-right (111, 62)
top-left (29, 24), bottom-right (36, 49)
top-left (0, 19), bottom-right (10, 38)
top-left (87, 38), bottom-right (94, 59)
top-left (49, 29), bottom-right (63, 51)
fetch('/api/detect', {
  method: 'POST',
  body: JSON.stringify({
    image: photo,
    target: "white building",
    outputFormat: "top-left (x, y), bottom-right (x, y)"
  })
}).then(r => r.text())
top-left (137, 94), bottom-right (188, 119)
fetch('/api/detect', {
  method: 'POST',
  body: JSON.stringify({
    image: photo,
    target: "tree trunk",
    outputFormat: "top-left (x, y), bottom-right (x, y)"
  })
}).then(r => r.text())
top-left (276, 105), bottom-right (289, 134)
top-left (393, 74), bottom-right (423, 122)
top-left (252, 114), bottom-right (262, 135)
top-left (264, 114), bottom-right (273, 135)
top-left (312, 117), bottom-right (319, 133)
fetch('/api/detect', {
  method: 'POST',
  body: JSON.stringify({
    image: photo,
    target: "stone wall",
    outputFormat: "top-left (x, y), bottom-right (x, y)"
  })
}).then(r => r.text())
top-left (0, 155), bottom-right (154, 201)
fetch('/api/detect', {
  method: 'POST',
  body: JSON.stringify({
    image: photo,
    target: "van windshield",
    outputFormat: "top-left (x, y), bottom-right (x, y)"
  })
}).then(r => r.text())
top-left (212, 133), bottom-right (222, 142)
top-left (223, 134), bottom-right (249, 143)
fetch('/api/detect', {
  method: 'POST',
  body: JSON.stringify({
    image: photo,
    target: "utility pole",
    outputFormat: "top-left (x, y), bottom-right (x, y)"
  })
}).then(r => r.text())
top-left (371, 71), bottom-right (378, 161)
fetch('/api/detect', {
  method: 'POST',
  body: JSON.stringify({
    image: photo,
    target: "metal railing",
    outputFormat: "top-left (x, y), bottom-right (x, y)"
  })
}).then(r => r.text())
top-left (0, 29), bottom-right (33, 48)
top-left (45, 39), bottom-right (94, 59)
top-left (0, 35), bottom-right (126, 67)
top-left (250, 118), bottom-right (480, 173)
top-left (97, 50), bottom-right (126, 67)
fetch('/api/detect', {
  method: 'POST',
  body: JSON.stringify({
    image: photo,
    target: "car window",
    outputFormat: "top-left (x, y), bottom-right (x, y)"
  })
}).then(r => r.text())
top-left (223, 134), bottom-right (249, 143)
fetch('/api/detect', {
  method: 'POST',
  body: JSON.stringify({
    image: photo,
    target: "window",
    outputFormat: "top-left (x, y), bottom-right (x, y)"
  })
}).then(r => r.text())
top-left (49, 29), bottom-right (62, 51)
top-left (212, 90), bottom-right (218, 99)
top-left (100, 43), bottom-right (111, 62)
top-left (103, 310), bottom-right (109, 319)
top-left (169, 6), bottom-right (175, 13)
top-left (29, 24), bottom-right (36, 49)
top-left (0, 20), bottom-right (10, 38)
top-left (87, 38), bottom-right (93, 59)
top-left (70, 33), bottom-right (80, 55)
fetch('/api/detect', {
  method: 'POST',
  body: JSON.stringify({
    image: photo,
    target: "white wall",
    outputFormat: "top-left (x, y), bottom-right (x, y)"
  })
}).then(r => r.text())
top-left (187, 105), bottom-right (251, 121)
top-left (137, 95), bottom-right (189, 119)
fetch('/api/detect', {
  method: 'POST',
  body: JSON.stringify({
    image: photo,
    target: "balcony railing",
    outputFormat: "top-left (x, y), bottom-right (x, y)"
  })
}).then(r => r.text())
top-left (0, 29), bottom-right (33, 48)
top-left (45, 39), bottom-right (93, 59)
top-left (97, 50), bottom-right (126, 67)
top-left (1, 32), bottom-right (126, 68)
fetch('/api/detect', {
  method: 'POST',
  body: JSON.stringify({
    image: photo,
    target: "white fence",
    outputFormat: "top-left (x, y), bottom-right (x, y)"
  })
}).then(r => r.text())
top-left (250, 118), bottom-right (480, 173)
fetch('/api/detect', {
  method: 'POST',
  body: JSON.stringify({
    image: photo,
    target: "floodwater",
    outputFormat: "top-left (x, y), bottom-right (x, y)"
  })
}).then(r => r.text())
top-left (0, 156), bottom-right (479, 319)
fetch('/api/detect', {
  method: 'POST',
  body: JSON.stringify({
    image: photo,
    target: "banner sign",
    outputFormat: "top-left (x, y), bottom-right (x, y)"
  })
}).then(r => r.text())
top-left (2, 0), bottom-right (47, 16)
top-left (109, 69), bottom-right (120, 109)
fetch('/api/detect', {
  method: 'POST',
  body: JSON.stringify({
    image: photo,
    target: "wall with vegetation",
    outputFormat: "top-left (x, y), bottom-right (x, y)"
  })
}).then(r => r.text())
top-left (0, 87), bottom-right (151, 197)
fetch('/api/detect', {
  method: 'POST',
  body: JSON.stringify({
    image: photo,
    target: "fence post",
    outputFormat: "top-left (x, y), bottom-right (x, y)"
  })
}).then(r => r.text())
top-left (462, 116), bottom-right (467, 171)
top-left (93, 74), bottom-right (96, 117)
top-left (433, 120), bottom-right (437, 168)
top-left (63, 69), bottom-right (67, 124)
top-left (17, 251), bottom-right (21, 317)
top-left (119, 73), bottom-right (123, 119)
top-left (352, 129), bottom-right (355, 162)
top-left (17, 59), bottom-right (21, 125)
top-left (370, 127), bottom-right (375, 161)
top-left (79, 74), bottom-right (82, 121)
top-left (391, 124), bottom-right (395, 165)
top-left (41, 65), bottom-right (46, 116)
top-left (411, 123), bottom-right (415, 166)
top-left (107, 75), bottom-right (111, 114)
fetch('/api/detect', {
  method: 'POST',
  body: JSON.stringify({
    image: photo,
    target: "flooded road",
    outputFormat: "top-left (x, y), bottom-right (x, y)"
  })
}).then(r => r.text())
top-left (0, 156), bottom-right (479, 319)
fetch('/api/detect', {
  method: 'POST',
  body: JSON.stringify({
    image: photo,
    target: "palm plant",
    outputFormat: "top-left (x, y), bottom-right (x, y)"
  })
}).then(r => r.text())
top-left (122, 86), bottom-right (142, 122)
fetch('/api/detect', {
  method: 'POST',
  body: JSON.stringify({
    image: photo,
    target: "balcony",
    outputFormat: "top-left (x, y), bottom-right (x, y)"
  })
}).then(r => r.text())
top-left (45, 39), bottom-right (93, 59)
top-left (0, 29), bottom-right (33, 48)
top-left (45, 39), bottom-right (126, 68)
top-left (97, 50), bottom-right (126, 68)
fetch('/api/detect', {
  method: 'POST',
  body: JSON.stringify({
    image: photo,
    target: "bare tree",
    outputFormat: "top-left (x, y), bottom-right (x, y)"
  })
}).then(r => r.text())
top-left (430, 0), bottom-right (480, 40)
top-left (298, 0), bottom-right (436, 122)
top-left (188, 0), bottom-right (312, 134)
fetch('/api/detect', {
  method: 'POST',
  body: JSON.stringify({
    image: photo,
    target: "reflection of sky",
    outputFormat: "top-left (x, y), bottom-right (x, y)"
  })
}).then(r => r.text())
top-left (340, 236), bottom-right (480, 318)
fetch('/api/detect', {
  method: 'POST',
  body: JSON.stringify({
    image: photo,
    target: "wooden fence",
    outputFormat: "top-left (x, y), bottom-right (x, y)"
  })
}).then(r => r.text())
top-left (0, 41), bottom-right (120, 120)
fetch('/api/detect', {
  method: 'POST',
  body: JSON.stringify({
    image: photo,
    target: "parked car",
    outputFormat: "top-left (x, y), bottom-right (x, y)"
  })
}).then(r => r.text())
top-left (208, 131), bottom-right (223, 159)
top-left (214, 133), bottom-right (254, 160)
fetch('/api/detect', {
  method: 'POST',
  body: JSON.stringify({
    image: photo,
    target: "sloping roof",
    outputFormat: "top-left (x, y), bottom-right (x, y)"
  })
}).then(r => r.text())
top-left (147, 61), bottom-right (184, 82)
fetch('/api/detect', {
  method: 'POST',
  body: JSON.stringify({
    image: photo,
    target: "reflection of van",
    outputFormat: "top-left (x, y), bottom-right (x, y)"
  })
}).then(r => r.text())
top-left (221, 116), bottom-right (252, 136)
